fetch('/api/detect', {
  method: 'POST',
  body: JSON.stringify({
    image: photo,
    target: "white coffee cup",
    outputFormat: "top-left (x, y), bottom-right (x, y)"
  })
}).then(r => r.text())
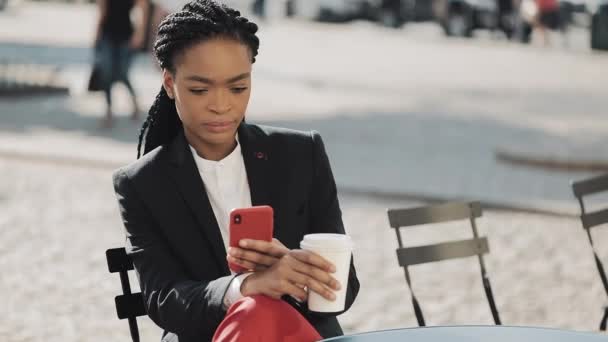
top-left (300, 233), bottom-right (354, 313)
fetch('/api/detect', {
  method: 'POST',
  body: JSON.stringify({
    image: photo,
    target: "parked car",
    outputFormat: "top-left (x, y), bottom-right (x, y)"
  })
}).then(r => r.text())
top-left (432, 0), bottom-right (512, 37)
top-left (411, 0), bottom-right (437, 20)
top-left (286, 0), bottom-right (372, 21)
top-left (354, 0), bottom-right (434, 27)
top-left (366, 0), bottom-right (413, 27)
top-left (285, 0), bottom-right (427, 28)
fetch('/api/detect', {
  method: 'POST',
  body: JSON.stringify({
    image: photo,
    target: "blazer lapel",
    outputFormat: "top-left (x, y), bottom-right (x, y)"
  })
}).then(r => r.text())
top-left (238, 123), bottom-right (274, 208)
top-left (166, 131), bottom-right (230, 275)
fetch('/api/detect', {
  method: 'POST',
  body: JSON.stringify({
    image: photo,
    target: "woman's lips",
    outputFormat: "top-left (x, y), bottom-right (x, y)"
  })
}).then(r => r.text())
top-left (203, 121), bottom-right (235, 133)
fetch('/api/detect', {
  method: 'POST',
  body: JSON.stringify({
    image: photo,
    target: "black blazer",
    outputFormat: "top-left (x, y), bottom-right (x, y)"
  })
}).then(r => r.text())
top-left (113, 123), bottom-right (360, 342)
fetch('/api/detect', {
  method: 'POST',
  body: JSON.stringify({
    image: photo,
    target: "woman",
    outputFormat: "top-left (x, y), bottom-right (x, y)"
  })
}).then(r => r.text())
top-left (533, 0), bottom-right (560, 45)
top-left (94, 0), bottom-right (148, 128)
top-left (112, 1), bottom-right (360, 341)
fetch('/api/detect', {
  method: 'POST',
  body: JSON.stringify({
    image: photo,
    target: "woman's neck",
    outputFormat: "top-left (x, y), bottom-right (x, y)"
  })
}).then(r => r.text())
top-left (185, 132), bottom-right (237, 161)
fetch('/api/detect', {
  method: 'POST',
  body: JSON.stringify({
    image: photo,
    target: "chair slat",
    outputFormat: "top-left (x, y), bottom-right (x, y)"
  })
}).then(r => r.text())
top-left (106, 248), bottom-right (134, 273)
top-left (582, 208), bottom-right (608, 230)
top-left (396, 237), bottom-right (489, 266)
top-left (115, 293), bottom-right (146, 320)
top-left (572, 173), bottom-right (608, 198)
top-left (388, 202), bottom-right (481, 229)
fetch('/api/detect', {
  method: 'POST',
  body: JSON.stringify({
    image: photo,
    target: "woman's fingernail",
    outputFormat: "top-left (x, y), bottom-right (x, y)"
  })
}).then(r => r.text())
top-left (329, 264), bottom-right (336, 273)
top-left (239, 240), bottom-right (248, 247)
top-left (334, 281), bottom-right (341, 291)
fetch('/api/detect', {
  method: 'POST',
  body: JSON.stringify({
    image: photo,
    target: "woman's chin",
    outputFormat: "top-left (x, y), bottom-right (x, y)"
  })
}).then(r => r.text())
top-left (200, 130), bottom-right (237, 146)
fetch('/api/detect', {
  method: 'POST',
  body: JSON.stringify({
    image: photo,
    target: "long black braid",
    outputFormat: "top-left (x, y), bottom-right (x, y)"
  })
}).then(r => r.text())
top-left (137, 0), bottom-right (260, 158)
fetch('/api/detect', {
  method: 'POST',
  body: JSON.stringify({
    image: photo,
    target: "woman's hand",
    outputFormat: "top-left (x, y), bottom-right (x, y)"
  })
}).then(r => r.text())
top-left (227, 238), bottom-right (289, 271)
top-left (239, 249), bottom-right (341, 302)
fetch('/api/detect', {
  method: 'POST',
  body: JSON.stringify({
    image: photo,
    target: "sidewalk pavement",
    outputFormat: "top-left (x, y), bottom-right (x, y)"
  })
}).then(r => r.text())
top-left (1, 157), bottom-right (605, 341)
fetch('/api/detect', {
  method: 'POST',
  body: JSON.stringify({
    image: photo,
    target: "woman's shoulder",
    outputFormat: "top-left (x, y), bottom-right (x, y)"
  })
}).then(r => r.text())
top-left (244, 124), bottom-right (327, 162)
top-left (112, 145), bottom-right (167, 187)
top-left (248, 123), bottom-right (321, 145)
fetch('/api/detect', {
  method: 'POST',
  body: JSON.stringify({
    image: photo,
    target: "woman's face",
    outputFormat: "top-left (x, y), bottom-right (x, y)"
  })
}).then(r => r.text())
top-left (163, 38), bottom-right (252, 152)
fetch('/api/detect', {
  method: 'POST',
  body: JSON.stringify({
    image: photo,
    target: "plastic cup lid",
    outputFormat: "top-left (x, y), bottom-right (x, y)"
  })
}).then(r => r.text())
top-left (300, 233), bottom-right (354, 251)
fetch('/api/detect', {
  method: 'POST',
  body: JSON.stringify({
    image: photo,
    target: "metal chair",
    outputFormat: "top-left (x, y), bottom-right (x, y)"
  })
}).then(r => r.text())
top-left (572, 173), bottom-right (608, 331)
top-left (387, 201), bottom-right (501, 326)
top-left (105, 247), bottom-right (146, 342)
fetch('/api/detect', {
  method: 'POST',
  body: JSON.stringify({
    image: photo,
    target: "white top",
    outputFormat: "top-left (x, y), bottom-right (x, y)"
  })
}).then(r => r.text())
top-left (189, 139), bottom-right (252, 251)
top-left (189, 138), bottom-right (252, 308)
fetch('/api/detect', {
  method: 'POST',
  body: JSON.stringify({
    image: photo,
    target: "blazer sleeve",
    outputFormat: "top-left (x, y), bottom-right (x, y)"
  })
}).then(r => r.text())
top-left (307, 131), bottom-right (360, 315)
top-left (113, 169), bottom-right (235, 339)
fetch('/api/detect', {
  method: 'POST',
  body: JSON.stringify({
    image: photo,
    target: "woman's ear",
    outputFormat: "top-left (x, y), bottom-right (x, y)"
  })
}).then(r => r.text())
top-left (162, 69), bottom-right (176, 99)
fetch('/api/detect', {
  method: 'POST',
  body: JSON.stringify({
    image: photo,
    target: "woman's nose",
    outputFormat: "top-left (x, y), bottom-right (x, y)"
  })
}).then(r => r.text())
top-left (208, 89), bottom-right (231, 114)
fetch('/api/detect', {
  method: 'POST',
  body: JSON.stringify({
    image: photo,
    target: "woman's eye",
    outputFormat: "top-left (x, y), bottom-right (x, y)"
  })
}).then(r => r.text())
top-left (190, 89), bottom-right (208, 95)
top-left (231, 87), bottom-right (248, 94)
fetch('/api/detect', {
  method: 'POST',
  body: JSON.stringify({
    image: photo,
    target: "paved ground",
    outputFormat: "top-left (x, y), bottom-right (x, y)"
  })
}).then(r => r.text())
top-left (1, 157), bottom-right (606, 341)
top-left (2, 1), bottom-right (608, 341)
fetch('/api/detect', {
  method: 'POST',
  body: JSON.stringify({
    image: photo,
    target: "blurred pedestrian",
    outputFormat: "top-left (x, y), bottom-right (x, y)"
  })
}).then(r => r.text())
top-left (93, 0), bottom-right (149, 128)
top-left (533, 0), bottom-right (560, 45)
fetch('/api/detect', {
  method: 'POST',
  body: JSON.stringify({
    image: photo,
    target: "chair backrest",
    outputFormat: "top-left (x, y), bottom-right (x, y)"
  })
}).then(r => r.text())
top-left (388, 202), bottom-right (487, 266)
top-left (387, 201), bottom-right (501, 326)
top-left (571, 173), bottom-right (608, 331)
top-left (106, 247), bottom-right (146, 342)
top-left (572, 173), bottom-right (608, 230)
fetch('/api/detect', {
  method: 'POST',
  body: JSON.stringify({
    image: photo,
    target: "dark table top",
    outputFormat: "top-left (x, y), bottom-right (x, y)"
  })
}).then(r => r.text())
top-left (322, 326), bottom-right (608, 341)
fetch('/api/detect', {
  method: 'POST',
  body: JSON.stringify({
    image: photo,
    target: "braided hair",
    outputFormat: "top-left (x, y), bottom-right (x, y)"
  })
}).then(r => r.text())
top-left (137, 0), bottom-right (260, 158)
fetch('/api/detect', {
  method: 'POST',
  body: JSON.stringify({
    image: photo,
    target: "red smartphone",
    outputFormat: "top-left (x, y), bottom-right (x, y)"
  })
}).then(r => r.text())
top-left (228, 205), bottom-right (274, 273)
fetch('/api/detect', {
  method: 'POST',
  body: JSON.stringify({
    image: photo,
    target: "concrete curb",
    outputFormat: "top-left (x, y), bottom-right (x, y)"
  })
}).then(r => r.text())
top-left (495, 149), bottom-right (608, 173)
top-left (0, 85), bottom-right (69, 97)
top-left (339, 187), bottom-right (578, 218)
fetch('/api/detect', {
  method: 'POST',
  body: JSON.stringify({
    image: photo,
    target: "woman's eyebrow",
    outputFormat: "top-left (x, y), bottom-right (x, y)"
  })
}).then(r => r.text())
top-left (185, 73), bottom-right (251, 85)
top-left (226, 73), bottom-right (251, 83)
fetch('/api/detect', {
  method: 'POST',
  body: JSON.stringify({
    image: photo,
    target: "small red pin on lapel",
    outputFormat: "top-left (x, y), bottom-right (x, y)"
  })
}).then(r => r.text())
top-left (255, 152), bottom-right (267, 160)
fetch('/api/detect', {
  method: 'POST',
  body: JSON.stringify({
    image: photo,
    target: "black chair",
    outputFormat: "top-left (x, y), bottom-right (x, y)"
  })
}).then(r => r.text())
top-left (105, 247), bottom-right (147, 342)
top-left (387, 201), bottom-right (501, 326)
top-left (572, 173), bottom-right (608, 331)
